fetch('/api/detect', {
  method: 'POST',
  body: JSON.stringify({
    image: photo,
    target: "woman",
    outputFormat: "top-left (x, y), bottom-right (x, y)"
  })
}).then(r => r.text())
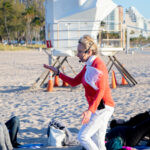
top-left (44, 35), bottom-right (115, 150)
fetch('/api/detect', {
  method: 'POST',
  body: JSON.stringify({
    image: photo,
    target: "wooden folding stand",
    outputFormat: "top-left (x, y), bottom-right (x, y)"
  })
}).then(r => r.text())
top-left (100, 48), bottom-right (138, 87)
top-left (30, 49), bottom-right (76, 90)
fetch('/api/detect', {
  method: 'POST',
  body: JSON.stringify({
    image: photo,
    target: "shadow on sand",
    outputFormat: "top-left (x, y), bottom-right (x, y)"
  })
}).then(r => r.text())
top-left (0, 86), bottom-right (30, 93)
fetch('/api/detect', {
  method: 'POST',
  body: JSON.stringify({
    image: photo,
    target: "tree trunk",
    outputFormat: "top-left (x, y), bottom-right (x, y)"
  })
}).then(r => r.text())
top-left (4, 16), bottom-right (11, 44)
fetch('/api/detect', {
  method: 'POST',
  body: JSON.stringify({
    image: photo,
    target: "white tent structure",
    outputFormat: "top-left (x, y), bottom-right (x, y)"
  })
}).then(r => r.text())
top-left (45, 0), bottom-right (117, 49)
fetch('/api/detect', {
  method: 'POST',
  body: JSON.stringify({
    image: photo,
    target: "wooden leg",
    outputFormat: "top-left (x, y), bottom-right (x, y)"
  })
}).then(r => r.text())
top-left (113, 56), bottom-right (137, 85)
top-left (65, 58), bottom-right (77, 75)
top-left (108, 56), bottom-right (115, 73)
top-left (108, 56), bottom-right (133, 87)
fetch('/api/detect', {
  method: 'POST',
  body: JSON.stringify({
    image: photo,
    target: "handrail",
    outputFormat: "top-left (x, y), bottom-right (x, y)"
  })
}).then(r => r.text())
top-left (47, 20), bottom-right (124, 49)
top-left (52, 29), bottom-right (122, 32)
top-left (127, 25), bottom-right (150, 32)
top-left (54, 20), bottom-right (122, 24)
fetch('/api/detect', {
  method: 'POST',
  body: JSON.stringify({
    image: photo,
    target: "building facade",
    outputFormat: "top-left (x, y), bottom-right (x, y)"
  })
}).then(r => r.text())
top-left (125, 7), bottom-right (150, 37)
top-left (102, 5), bottom-right (123, 32)
top-left (100, 6), bottom-right (124, 47)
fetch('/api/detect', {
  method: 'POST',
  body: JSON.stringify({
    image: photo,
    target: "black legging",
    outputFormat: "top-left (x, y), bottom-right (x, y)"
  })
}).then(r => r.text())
top-left (106, 118), bottom-right (150, 147)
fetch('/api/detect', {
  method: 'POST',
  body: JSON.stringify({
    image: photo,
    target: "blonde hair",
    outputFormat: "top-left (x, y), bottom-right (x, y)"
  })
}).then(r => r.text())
top-left (78, 35), bottom-right (98, 55)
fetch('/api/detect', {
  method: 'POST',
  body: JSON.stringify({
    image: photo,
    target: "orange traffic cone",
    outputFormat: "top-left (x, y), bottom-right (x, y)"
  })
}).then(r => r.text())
top-left (111, 70), bottom-right (116, 89)
top-left (121, 74), bottom-right (128, 85)
top-left (47, 71), bottom-right (53, 92)
top-left (121, 64), bottom-right (128, 85)
top-left (62, 80), bottom-right (69, 87)
top-left (114, 71), bottom-right (117, 85)
top-left (54, 75), bottom-right (59, 87)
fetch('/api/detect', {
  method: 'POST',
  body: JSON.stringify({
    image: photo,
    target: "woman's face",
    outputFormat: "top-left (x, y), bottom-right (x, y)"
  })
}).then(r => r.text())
top-left (77, 43), bottom-right (91, 62)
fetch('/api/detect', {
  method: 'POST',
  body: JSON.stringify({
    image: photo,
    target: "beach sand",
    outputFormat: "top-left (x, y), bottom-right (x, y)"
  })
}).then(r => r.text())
top-left (0, 50), bottom-right (150, 150)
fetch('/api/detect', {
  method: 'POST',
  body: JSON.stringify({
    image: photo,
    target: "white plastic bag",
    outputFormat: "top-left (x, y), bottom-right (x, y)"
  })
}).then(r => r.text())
top-left (48, 126), bottom-right (66, 147)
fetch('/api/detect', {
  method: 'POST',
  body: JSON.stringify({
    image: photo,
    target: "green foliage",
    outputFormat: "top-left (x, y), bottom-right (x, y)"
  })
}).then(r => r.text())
top-left (101, 31), bottom-right (120, 39)
top-left (100, 21), bottom-right (106, 27)
top-left (0, 0), bottom-right (45, 44)
top-left (130, 30), bottom-right (135, 34)
top-left (130, 35), bottom-right (150, 46)
top-left (32, 16), bottom-right (44, 26)
top-left (0, 43), bottom-right (46, 51)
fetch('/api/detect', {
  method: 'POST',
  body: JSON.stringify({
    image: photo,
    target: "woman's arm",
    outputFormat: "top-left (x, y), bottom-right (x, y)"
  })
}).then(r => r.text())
top-left (44, 64), bottom-right (85, 87)
top-left (59, 66), bottom-right (85, 86)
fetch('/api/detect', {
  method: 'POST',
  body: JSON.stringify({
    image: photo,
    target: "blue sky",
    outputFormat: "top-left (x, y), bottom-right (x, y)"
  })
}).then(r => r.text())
top-left (113, 0), bottom-right (150, 19)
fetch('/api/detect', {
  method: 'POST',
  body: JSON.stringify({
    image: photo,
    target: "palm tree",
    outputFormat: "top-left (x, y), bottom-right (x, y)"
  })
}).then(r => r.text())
top-left (0, 1), bottom-right (14, 43)
top-left (23, 6), bottom-right (35, 43)
top-left (31, 16), bottom-right (44, 41)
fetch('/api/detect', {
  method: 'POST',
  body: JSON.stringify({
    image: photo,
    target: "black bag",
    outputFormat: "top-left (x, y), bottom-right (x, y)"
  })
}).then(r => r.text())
top-left (97, 99), bottom-right (105, 110)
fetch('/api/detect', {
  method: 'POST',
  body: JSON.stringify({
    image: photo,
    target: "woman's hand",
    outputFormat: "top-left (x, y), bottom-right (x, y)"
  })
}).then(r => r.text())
top-left (43, 64), bottom-right (59, 75)
top-left (81, 110), bottom-right (92, 125)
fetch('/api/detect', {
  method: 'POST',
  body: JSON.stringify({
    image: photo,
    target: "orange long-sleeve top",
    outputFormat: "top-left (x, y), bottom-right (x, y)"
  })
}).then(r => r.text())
top-left (59, 56), bottom-right (115, 113)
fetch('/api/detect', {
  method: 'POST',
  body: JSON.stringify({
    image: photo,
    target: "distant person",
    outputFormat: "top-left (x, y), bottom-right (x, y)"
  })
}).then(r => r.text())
top-left (44, 34), bottom-right (115, 150)
top-left (5, 116), bottom-right (21, 148)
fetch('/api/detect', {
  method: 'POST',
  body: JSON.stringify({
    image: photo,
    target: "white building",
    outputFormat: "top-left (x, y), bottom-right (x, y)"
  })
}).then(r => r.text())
top-left (125, 7), bottom-right (150, 37)
top-left (102, 6), bottom-right (123, 31)
top-left (102, 6), bottom-right (150, 37)
top-left (99, 6), bottom-right (124, 47)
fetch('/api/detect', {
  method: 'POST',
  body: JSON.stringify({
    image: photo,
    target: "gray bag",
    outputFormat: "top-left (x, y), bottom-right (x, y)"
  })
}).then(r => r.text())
top-left (0, 122), bottom-right (13, 150)
top-left (47, 120), bottom-right (79, 147)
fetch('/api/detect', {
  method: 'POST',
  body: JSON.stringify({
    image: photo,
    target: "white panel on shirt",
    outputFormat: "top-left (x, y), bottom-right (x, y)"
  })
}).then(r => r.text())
top-left (85, 56), bottom-right (103, 90)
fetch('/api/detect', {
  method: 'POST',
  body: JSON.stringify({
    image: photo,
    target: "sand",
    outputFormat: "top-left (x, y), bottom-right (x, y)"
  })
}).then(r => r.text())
top-left (0, 49), bottom-right (150, 150)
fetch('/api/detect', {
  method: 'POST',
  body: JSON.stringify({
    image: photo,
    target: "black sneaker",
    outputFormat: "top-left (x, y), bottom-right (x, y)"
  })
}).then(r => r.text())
top-left (13, 142), bottom-right (21, 148)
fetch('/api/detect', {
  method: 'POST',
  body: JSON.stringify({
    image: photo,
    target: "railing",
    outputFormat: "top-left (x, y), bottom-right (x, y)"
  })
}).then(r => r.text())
top-left (46, 20), bottom-right (124, 51)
